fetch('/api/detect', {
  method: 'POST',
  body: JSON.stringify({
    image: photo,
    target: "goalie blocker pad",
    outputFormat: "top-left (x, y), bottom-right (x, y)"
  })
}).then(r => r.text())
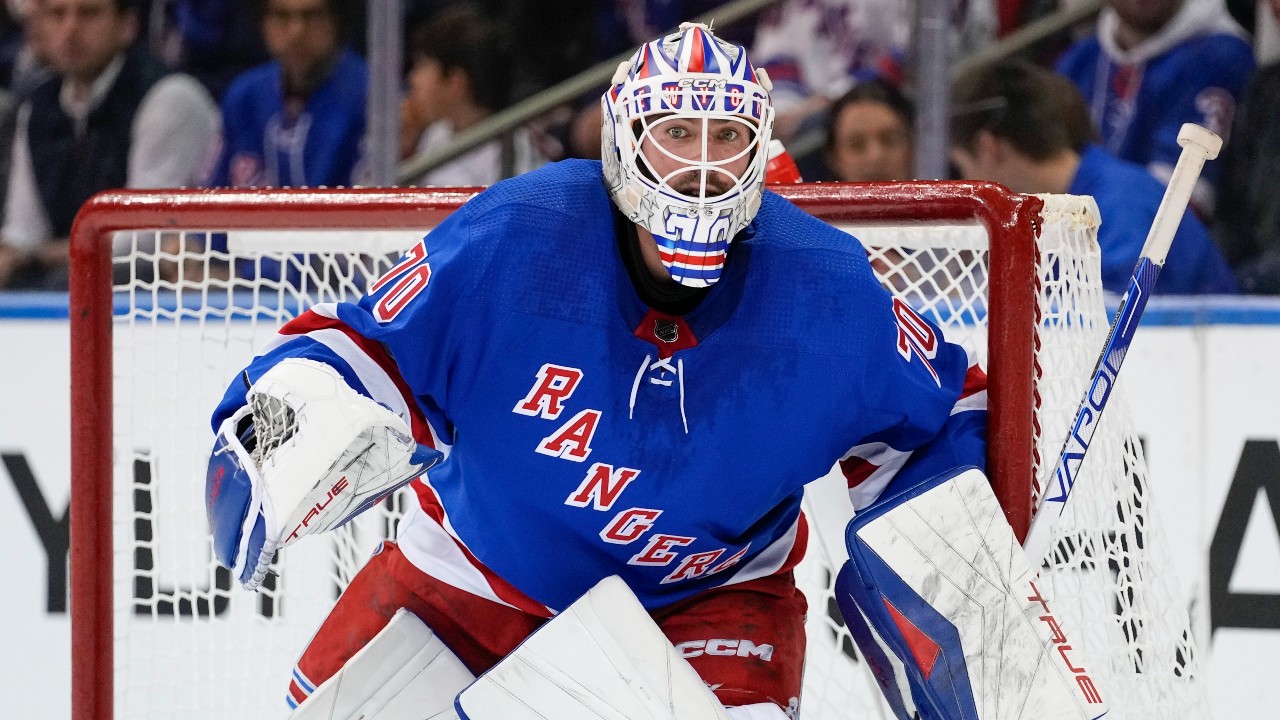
top-left (456, 575), bottom-right (732, 720)
top-left (835, 467), bottom-right (1108, 720)
top-left (206, 358), bottom-right (443, 589)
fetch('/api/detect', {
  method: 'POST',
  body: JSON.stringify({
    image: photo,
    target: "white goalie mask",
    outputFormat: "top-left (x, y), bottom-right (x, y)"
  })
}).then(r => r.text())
top-left (602, 22), bottom-right (775, 287)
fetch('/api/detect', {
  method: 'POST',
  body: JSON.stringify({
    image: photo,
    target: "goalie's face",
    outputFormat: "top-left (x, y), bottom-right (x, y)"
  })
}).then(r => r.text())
top-left (636, 114), bottom-right (757, 200)
top-left (600, 22), bottom-right (775, 288)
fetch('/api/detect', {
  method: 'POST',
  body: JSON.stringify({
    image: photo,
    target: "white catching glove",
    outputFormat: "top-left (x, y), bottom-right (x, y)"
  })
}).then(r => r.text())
top-left (206, 358), bottom-right (442, 590)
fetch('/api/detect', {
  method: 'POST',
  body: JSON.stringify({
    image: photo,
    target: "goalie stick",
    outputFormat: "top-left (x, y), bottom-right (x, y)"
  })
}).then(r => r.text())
top-left (1022, 122), bottom-right (1223, 563)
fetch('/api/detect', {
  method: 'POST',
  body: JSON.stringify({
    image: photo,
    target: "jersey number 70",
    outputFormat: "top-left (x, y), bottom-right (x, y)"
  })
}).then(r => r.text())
top-left (370, 240), bottom-right (431, 323)
top-left (893, 298), bottom-right (940, 387)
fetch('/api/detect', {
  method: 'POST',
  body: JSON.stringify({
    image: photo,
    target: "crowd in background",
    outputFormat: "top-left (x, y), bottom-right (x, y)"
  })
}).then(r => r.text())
top-left (0, 0), bottom-right (1276, 295)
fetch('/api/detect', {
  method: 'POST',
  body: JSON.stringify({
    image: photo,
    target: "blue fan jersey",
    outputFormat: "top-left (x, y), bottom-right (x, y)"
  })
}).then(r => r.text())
top-left (206, 48), bottom-right (367, 188)
top-left (213, 160), bottom-right (987, 613)
top-left (1056, 31), bottom-right (1253, 190)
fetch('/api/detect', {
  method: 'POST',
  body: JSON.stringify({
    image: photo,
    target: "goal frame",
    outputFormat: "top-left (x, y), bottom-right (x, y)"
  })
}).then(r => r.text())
top-left (68, 181), bottom-right (1043, 720)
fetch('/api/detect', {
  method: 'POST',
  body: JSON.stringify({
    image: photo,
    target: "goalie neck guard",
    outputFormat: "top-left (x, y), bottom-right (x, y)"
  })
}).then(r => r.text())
top-left (602, 22), bottom-right (775, 288)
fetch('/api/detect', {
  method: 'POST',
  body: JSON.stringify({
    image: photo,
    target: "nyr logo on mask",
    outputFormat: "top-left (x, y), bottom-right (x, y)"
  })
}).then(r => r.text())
top-left (661, 82), bottom-right (684, 110)
top-left (644, 78), bottom-right (761, 118)
top-left (687, 78), bottom-right (721, 111)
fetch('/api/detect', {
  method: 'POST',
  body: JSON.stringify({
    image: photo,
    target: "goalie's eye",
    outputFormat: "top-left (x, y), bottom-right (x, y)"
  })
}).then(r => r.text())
top-left (665, 124), bottom-right (692, 140)
top-left (717, 127), bottom-right (740, 142)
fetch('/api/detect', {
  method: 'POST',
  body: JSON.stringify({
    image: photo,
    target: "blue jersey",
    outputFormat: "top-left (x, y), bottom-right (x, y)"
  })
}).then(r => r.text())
top-left (1071, 145), bottom-right (1237, 295)
top-left (1056, 29), bottom-right (1253, 191)
top-left (213, 160), bottom-right (986, 613)
top-left (206, 48), bottom-right (367, 187)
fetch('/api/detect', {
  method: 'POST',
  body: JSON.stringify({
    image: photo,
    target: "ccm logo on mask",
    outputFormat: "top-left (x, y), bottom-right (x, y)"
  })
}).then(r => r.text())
top-left (675, 639), bottom-right (774, 662)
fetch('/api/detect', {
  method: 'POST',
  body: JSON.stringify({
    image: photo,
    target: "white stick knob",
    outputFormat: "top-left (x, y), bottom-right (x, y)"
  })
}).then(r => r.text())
top-left (1141, 123), bottom-right (1222, 265)
top-left (1177, 122), bottom-right (1223, 161)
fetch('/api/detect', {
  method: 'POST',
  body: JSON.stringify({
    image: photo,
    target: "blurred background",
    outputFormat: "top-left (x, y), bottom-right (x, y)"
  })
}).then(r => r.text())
top-left (2, 0), bottom-right (1279, 716)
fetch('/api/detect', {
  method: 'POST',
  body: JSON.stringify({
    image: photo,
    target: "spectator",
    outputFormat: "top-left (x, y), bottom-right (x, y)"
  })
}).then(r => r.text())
top-left (163, 0), bottom-right (269, 100)
top-left (1215, 0), bottom-right (1280, 293)
top-left (751, 0), bottom-right (996, 142)
top-left (0, 0), bottom-right (215, 290)
top-left (205, 0), bottom-right (365, 188)
top-left (950, 59), bottom-right (1238, 295)
top-left (1055, 0), bottom-right (1255, 217)
top-left (6, 0), bottom-right (54, 95)
top-left (400, 4), bottom-right (547, 186)
top-left (0, 0), bottom-right (54, 228)
top-left (0, 0), bottom-right (28, 86)
top-left (823, 78), bottom-right (914, 182)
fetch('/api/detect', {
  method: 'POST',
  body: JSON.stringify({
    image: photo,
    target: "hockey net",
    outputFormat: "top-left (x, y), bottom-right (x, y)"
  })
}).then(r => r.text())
top-left (69, 183), bottom-right (1207, 719)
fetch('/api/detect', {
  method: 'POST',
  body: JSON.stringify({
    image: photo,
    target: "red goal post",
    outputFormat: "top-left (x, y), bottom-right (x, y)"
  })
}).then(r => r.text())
top-left (67, 182), bottom-right (1203, 720)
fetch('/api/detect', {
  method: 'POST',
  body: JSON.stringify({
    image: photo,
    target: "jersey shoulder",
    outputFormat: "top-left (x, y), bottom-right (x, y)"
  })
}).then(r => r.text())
top-left (751, 190), bottom-right (880, 276)
top-left (455, 160), bottom-right (616, 258)
top-left (456, 159), bottom-right (613, 245)
top-left (465, 159), bottom-right (610, 215)
top-left (731, 191), bottom-right (898, 358)
top-left (440, 160), bottom-right (621, 323)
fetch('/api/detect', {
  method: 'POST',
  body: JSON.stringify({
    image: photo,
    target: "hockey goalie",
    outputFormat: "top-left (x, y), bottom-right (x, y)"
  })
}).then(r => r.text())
top-left (205, 21), bottom-right (1107, 720)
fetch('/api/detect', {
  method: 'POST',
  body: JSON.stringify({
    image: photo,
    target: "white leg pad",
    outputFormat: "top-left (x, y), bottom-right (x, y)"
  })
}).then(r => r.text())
top-left (840, 468), bottom-right (1109, 719)
top-left (457, 575), bottom-right (730, 720)
top-left (290, 608), bottom-right (475, 720)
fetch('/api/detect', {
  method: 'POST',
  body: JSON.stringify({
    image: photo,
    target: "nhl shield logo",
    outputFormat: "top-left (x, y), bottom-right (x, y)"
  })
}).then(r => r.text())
top-left (655, 319), bottom-right (679, 343)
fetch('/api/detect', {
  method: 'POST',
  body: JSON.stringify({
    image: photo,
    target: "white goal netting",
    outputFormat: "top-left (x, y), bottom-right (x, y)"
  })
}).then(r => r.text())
top-left (73, 186), bottom-right (1208, 719)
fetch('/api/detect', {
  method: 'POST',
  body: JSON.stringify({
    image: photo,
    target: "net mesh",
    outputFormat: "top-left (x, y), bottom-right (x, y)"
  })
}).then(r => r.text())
top-left (97, 193), bottom-right (1206, 719)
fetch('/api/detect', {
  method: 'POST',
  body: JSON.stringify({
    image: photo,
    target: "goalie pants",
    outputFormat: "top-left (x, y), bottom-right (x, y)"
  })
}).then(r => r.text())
top-left (289, 541), bottom-right (807, 713)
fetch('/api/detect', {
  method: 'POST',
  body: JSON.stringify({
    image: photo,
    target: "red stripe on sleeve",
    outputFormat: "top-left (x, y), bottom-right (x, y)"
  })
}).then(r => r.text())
top-left (961, 364), bottom-right (988, 399)
top-left (775, 511), bottom-right (809, 575)
top-left (840, 456), bottom-right (881, 490)
top-left (279, 310), bottom-right (438, 450)
top-left (412, 482), bottom-right (554, 618)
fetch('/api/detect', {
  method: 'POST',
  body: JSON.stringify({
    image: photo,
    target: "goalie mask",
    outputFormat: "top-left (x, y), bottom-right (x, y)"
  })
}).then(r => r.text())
top-left (602, 22), bottom-right (775, 287)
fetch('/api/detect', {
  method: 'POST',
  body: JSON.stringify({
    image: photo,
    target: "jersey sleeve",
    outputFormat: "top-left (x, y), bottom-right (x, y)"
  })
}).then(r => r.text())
top-left (210, 203), bottom-right (489, 459)
top-left (836, 294), bottom-right (988, 512)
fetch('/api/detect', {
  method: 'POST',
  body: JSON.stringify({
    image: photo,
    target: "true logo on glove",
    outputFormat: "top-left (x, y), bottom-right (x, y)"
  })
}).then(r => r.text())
top-left (285, 476), bottom-right (351, 542)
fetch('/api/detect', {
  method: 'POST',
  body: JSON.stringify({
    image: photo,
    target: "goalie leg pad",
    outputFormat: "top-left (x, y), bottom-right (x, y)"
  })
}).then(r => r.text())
top-left (457, 575), bottom-right (731, 720)
top-left (206, 358), bottom-right (442, 589)
top-left (288, 607), bottom-right (475, 720)
top-left (835, 467), bottom-right (1108, 720)
top-left (832, 565), bottom-right (917, 720)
